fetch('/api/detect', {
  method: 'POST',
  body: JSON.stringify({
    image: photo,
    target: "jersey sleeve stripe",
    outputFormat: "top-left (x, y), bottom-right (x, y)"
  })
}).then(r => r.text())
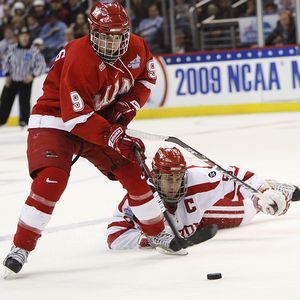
top-left (64, 112), bottom-right (94, 131)
top-left (107, 221), bottom-right (133, 229)
top-left (186, 181), bottom-right (220, 197)
top-left (138, 80), bottom-right (155, 90)
top-left (243, 171), bottom-right (255, 181)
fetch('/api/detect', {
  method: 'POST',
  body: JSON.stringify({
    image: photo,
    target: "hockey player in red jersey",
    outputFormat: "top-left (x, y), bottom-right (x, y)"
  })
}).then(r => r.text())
top-left (107, 147), bottom-right (300, 250)
top-left (3, 1), bottom-right (183, 275)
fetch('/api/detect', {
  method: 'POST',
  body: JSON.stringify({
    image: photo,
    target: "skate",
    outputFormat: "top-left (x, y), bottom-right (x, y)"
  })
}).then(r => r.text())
top-left (3, 245), bottom-right (29, 277)
top-left (267, 180), bottom-right (300, 202)
top-left (147, 231), bottom-right (188, 255)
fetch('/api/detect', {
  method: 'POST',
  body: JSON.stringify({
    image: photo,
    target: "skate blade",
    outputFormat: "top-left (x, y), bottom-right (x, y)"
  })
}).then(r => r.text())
top-left (156, 247), bottom-right (188, 256)
top-left (2, 266), bottom-right (17, 280)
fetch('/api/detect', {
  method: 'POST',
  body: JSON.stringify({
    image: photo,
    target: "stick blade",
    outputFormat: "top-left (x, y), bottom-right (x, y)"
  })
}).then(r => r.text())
top-left (186, 224), bottom-right (218, 246)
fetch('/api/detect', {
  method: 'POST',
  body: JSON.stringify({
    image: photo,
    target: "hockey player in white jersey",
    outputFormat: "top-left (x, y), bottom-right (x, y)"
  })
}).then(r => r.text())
top-left (107, 147), bottom-right (300, 250)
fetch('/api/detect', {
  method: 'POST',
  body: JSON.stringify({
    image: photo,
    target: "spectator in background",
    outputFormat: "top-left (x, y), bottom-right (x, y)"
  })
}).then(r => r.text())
top-left (215, 0), bottom-right (233, 19)
top-left (39, 10), bottom-right (67, 63)
top-left (266, 10), bottom-right (296, 45)
top-left (63, 26), bottom-right (74, 45)
top-left (49, 0), bottom-right (69, 22)
top-left (264, 2), bottom-right (278, 15)
top-left (129, 0), bottom-right (153, 32)
top-left (175, 28), bottom-right (194, 53)
top-left (0, 0), bottom-right (5, 22)
top-left (135, 3), bottom-right (164, 54)
top-left (233, 0), bottom-right (256, 17)
top-left (32, 37), bottom-right (44, 52)
top-left (275, 0), bottom-right (295, 13)
top-left (63, 0), bottom-right (86, 26)
top-left (0, 26), bottom-right (17, 55)
top-left (70, 12), bottom-right (89, 39)
top-left (30, 0), bottom-right (48, 26)
top-left (0, 27), bottom-right (46, 127)
top-left (174, 0), bottom-right (194, 54)
top-left (0, 26), bottom-right (17, 71)
top-left (175, 0), bottom-right (190, 28)
top-left (12, 2), bottom-right (26, 18)
top-left (11, 15), bottom-right (26, 31)
top-left (22, 0), bottom-right (34, 16)
top-left (1, 4), bottom-right (12, 29)
top-left (240, 0), bottom-right (257, 17)
top-left (26, 14), bottom-right (42, 41)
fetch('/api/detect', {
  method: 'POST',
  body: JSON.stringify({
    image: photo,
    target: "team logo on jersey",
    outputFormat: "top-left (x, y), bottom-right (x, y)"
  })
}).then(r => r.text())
top-left (128, 55), bottom-right (141, 69)
top-left (99, 62), bottom-right (106, 71)
top-left (208, 171), bottom-right (216, 178)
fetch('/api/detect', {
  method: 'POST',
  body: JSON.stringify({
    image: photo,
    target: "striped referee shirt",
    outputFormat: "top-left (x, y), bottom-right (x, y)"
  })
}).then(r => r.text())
top-left (2, 44), bottom-right (46, 82)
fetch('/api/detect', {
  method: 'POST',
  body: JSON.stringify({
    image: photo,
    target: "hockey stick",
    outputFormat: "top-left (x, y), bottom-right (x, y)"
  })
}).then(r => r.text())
top-left (128, 129), bottom-right (261, 196)
top-left (134, 148), bottom-right (218, 250)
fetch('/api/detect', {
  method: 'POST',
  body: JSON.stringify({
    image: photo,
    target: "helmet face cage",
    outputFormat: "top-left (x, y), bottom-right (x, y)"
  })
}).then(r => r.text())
top-left (152, 147), bottom-right (187, 205)
top-left (88, 1), bottom-right (130, 63)
top-left (153, 171), bottom-right (187, 205)
top-left (89, 29), bottom-right (129, 62)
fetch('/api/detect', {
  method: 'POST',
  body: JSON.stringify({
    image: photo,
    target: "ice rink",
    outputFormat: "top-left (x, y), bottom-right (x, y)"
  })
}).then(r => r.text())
top-left (1, 112), bottom-right (300, 300)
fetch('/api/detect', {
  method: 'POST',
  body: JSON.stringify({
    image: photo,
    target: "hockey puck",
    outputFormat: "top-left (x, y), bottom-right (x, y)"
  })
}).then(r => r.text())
top-left (207, 273), bottom-right (222, 280)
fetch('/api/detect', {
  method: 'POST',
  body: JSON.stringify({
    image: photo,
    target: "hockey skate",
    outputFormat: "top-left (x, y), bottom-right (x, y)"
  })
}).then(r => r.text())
top-left (147, 231), bottom-right (188, 256)
top-left (3, 245), bottom-right (29, 277)
top-left (267, 180), bottom-right (300, 202)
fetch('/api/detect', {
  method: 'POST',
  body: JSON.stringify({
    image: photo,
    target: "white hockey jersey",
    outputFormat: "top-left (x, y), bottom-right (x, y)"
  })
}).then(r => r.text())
top-left (107, 165), bottom-right (266, 250)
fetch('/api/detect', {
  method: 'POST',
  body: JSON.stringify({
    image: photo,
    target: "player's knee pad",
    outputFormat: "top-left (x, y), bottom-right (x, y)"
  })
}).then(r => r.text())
top-left (27, 167), bottom-right (69, 214)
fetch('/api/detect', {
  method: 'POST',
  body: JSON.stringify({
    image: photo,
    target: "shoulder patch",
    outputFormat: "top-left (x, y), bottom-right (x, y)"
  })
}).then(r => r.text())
top-left (128, 55), bottom-right (141, 69)
top-left (208, 171), bottom-right (217, 178)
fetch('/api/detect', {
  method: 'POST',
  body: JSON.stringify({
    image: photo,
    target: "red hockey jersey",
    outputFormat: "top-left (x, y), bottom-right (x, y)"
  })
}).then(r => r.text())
top-left (29, 34), bottom-right (156, 146)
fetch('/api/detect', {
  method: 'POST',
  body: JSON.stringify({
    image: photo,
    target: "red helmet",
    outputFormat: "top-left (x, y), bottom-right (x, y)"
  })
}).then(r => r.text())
top-left (152, 147), bottom-right (187, 204)
top-left (88, 1), bottom-right (130, 62)
top-left (152, 147), bottom-right (187, 174)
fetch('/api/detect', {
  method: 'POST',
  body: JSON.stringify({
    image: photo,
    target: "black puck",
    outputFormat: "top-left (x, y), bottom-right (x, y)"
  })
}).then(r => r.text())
top-left (207, 273), bottom-right (222, 280)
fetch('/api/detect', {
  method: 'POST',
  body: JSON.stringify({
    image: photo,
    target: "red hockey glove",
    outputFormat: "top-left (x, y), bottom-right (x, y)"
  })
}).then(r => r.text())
top-left (104, 124), bottom-right (145, 162)
top-left (108, 99), bottom-right (140, 126)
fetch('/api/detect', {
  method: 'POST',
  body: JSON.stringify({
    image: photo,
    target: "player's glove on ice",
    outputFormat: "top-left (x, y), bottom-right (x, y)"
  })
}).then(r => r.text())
top-left (108, 98), bottom-right (140, 127)
top-left (105, 124), bottom-right (145, 162)
top-left (253, 189), bottom-right (290, 216)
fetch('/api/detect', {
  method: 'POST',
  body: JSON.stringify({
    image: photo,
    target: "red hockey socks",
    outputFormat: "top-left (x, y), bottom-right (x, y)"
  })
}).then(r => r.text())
top-left (114, 163), bottom-right (165, 236)
top-left (14, 167), bottom-right (69, 251)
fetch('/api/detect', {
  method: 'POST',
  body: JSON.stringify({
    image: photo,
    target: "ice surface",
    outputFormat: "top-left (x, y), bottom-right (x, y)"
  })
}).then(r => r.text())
top-left (0, 112), bottom-right (300, 300)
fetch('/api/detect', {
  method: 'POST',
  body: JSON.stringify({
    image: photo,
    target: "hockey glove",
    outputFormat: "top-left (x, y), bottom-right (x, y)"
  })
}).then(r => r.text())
top-left (108, 99), bottom-right (140, 126)
top-left (104, 124), bottom-right (145, 162)
top-left (253, 189), bottom-right (290, 216)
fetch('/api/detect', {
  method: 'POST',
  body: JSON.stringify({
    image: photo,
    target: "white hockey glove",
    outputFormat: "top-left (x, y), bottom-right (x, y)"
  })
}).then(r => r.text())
top-left (253, 189), bottom-right (290, 216)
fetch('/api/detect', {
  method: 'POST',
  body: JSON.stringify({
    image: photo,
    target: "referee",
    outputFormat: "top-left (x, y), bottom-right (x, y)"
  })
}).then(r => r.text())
top-left (0, 27), bottom-right (46, 127)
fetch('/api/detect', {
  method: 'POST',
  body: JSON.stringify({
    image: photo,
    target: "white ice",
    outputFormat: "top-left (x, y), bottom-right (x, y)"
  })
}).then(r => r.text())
top-left (0, 112), bottom-right (300, 300)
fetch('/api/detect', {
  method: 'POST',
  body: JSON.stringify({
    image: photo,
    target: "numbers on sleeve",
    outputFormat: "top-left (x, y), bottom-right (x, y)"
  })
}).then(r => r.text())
top-left (55, 49), bottom-right (66, 62)
top-left (70, 91), bottom-right (84, 112)
top-left (147, 60), bottom-right (157, 79)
